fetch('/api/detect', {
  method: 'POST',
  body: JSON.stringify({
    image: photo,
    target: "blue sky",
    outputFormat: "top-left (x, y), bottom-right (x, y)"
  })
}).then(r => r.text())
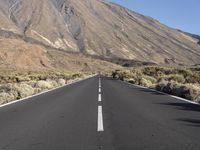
top-left (110, 0), bottom-right (200, 35)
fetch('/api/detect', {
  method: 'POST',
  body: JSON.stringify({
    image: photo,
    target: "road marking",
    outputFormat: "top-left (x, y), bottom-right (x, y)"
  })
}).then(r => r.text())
top-left (98, 94), bottom-right (102, 102)
top-left (98, 106), bottom-right (104, 132)
top-left (99, 78), bottom-right (101, 85)
top-left (99, 87), bottom-right (101, 93)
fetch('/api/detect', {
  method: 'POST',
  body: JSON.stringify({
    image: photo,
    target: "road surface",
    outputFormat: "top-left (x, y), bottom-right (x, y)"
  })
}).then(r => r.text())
top-left (0, 76), bottom-right (200, 150)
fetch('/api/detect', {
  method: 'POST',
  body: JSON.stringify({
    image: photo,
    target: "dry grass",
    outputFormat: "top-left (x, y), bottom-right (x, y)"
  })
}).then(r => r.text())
top-left (111, 66), bottom-right (200, 102)
top-left (0, 71), bottom-right (92, 105)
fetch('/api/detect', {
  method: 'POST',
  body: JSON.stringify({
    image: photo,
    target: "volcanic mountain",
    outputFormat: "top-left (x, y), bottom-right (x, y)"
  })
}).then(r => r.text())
top-left (0, 0), bottom-right (200, 70)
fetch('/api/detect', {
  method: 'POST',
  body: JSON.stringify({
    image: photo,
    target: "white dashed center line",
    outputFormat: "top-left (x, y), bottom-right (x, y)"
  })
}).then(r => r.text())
top-left (98, 94), bottom-right (102, 102)
top-left (97, 76), bottom-right (104, 132)
top-left (98, 106), bottom-right (104, 132)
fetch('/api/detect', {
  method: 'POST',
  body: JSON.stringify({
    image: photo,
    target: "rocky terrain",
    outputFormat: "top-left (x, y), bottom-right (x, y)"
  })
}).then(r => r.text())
top-left (177, 30), bottom-right (200, 45)
top-left (0, 0), bottom-right (200, 70)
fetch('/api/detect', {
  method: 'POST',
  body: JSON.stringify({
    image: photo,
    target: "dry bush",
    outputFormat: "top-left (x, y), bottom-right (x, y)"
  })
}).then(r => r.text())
top-left (180, 84), bottom-right (200, 102)
top-left (0, 70), bottom-right (91, 105)
top-left (139, 78), bottom-right (154, 88)
top-left (164, 74), bottom-right (185, 83)
top-left (57, 79), bottom-right (66, 86)
top-left (142, 75), bottom-right (157, 84)
top-left (0, 92), bottom-right (15, 104)
top-left (15, 76), bottom-right (31, 82)
top-left (12, 83), bottom-right (35, 99)
top-left (165, 81), bottom-right (181, 94)
top-left (155, 79), bottom-right (168, 91)
top-left (142, 67), bottom-right (175, 78)
top-left (156, 81), bottom-right (200, 102)
top-left (112, 69), bottom-right (156, 87)
top-left (0, 70), bottom-right (85, 84)
top-left (35, 80), bottom-right (54, 91)
top-left (47, 79), bottom-right (59, 87)
top-left (112, 70), bottom-right (132, 80)
top-left (137, 75), bottom-right (157, 88)
top-left (0, 85), bottom-right (11, 93)
top-left (111, 67), bottom-right (200, 103)
top-left (72, 73), bottom-right (83, 79)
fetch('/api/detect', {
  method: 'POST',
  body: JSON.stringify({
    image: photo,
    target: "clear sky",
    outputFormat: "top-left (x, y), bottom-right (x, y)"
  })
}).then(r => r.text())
top-left (110, 0), bottom-right (200, 35)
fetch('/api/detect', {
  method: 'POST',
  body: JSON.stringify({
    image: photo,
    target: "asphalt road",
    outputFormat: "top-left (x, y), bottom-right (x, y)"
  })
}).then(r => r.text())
top-left (0, 76), bottom-right (200, 150)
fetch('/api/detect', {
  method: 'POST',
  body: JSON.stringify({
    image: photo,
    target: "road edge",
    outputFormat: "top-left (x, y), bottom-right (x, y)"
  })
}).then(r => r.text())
top-left (0, 74), bottom-right (97, 108)
top-left (117, 78), bottom-right (200, 106)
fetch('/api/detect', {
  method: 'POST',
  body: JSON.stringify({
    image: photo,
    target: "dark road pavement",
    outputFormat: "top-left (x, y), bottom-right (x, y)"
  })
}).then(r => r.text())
top-left (0, 76), bottom-right (200, 150)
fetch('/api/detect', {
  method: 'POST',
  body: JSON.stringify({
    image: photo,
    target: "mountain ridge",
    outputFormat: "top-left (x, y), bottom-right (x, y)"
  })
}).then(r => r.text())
top-left (0, 0), bottom-right (200, 69)
top-left (177, 29), bottom-right (200, 45)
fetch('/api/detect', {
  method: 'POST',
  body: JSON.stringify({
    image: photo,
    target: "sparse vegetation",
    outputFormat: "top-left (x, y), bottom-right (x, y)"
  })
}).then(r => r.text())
top-left (111, 67), bottom-right (200, 103)
top-left (0, 70), bottom-right (93, 105)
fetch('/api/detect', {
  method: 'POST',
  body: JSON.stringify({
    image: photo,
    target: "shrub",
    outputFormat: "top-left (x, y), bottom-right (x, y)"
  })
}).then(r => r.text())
top-left (0, 85), bottom-right (11, 93)
top-left (142, 75), bottom-right (157, 84)
top-left (16, 76), bottom-right (31, 82)
top-left (128, 78), bottom-right (136, 84)
top-left (111, 67), bottom-right (200, 103)
top-left (35, 81), bottom-right (54, 91)
top-left (181, 84), bottom-right (200, 102)
top-left (112, 70), bottom-right (118, 79)
top-left (185, 73), bottom-right (200, 84)
top-left (112, 70), bottom-right (133, 80)
top-left (164, 81), bottom-right (181, 94)
top-left (167, 74), bottom-right (185, 83)
top-left (12, 83), bottom-right (35, 99)
top-left (155, 79), bottom-right (168, 91)
top-left (139, 78), bottom-right (154, 88)
top-left (72, 73), bottom-right (83, 79)
top-left (57, 79), bottom-right (66, 86)
top-left (142, 67), bottom-right (174, 78)
top-left (0, 71), bottom-right (91, 104)
top-left (47, 80), bottom-right (58, 87)
top-left (0, 92), bottom-right (15, 104)
top-left (156, 81), bottom-right (200, 102)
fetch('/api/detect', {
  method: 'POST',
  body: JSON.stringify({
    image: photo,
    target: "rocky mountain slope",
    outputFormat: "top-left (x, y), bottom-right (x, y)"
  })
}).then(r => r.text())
top-left (0, 36), bottom-right (121, 72)
top-left (178, 30), bottom-right (200, 45)
top-left (0, 0), bottom-right (200, 68)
